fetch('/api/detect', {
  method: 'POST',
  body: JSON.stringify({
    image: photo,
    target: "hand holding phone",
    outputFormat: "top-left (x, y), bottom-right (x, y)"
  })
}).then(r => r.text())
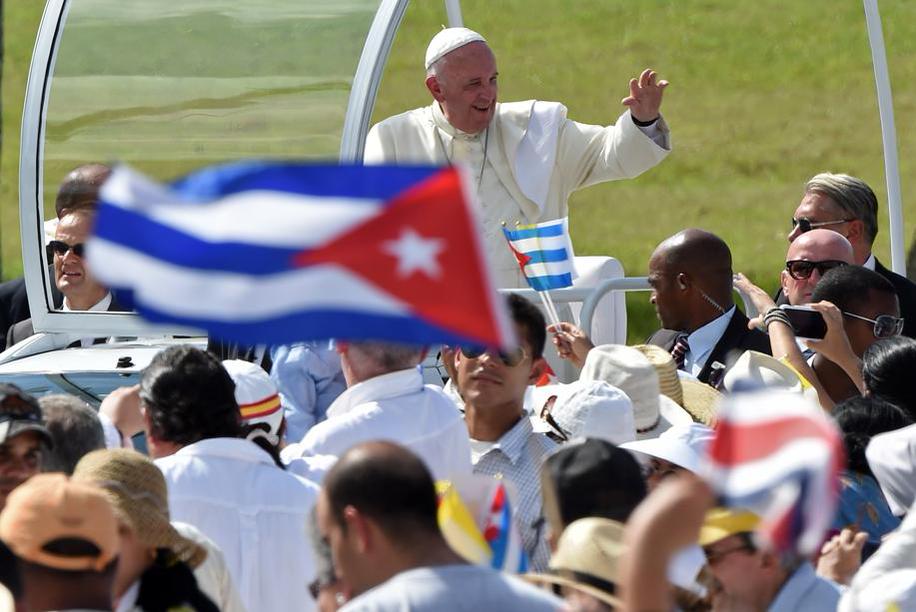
top-left (779, 305), bottom-right (827, 339)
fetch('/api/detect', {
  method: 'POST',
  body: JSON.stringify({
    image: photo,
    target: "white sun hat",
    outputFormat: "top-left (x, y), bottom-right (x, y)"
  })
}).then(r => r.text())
top-left (425, 27), bottom-right (487, 69)
top-left (620, 422), bottom-right (715, 474)
top-left (580, 345), bottom-right (693, 440)
top-left (530, 380), bottom-right (636, 445)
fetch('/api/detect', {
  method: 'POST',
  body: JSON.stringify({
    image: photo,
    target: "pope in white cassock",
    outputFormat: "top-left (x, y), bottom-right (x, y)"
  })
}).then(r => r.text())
top-left (364, 27), bottom-right (672, 288)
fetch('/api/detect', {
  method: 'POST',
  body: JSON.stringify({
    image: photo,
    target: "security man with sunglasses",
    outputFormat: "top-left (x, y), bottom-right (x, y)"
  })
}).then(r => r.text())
top-left (780, 229), bottom-right (855, 306)
top-left (788, 172), bottom-right (916, 338)
top-left (6, 209), bottom-right (125, 348)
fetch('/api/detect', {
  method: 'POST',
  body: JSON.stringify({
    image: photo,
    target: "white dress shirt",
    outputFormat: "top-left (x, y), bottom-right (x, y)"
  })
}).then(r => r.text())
top-left (286, 368), bottom-right (472, 481)
top-left (62, 292), bottom-right (113, 347)
top-left (156, 438), bottom-right (319, 612)
top-left (683, 306), bottom-right (736, 376)
top-left (864, 252), bottom-right (876, 270)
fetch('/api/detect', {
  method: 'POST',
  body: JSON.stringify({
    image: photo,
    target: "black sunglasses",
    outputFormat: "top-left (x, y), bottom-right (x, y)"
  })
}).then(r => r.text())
top-left (459, 345), bottom-right (528, 367)
top-left (784, 259), bottom-right (848, 280)
top-left (843, 312), bottom-right (905, 338)
top-left (790, 217), bottom-right (854, 234)
top-left (49, 240), bottom-right (86, 258)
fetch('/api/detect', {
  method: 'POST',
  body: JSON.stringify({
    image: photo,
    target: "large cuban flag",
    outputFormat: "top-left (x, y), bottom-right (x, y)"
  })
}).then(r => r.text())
top-left (88, 162), bottom-right (515, 348)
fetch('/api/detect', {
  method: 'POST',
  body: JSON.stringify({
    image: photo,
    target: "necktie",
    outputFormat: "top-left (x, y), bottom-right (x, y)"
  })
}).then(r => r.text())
top-left (671, 334), bottom-right (690, 370)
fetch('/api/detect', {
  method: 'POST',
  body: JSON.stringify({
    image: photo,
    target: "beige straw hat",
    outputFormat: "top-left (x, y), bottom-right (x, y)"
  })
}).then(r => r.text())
top-left (72, 448), bottom-right (207, 568)
top-left (525, 517), bottom-right (624, 607)
top-left (633, 344), bottom-right (722, 426)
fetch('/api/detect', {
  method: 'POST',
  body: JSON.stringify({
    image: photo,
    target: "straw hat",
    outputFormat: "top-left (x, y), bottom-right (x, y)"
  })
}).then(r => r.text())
top-left (633, 345), bottom-right (722, 426)
top-left (525, 518), bottom-right (624, 607)
top-left (72, 449), bottom-right (207, 568)
top-left (580, 345), bottom-right (693, 439)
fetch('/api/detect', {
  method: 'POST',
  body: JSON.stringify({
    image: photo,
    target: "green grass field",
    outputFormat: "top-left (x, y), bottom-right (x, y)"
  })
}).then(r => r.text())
top-left (4, 0), bottom-right (916, 342)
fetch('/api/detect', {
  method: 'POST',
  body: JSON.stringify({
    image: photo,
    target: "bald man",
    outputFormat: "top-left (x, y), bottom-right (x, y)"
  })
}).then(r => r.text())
top-left (365, 28), bottom-right (671, 288)
top-left (646, 229), bottom-right (770, 385)
top-left (780, 229), bottom-right (855, 306)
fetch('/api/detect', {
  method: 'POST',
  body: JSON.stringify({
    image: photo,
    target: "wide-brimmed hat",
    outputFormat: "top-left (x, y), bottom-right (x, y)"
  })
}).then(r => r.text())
top-left (580, 345), bottom-right (693, 439)
top-left (0, 473), bottom-right (119, 571)
top-left (530, 380), bottom-right (636, 445)
top-left (525, 517), bottom-right (624, 608)
top-left (621, 422), bottom-right (715, 474)
top-left (72, 449), bottom-right (207, 568)
top-left (633, 345), bottom-right (722, 426)
top-left (722, 350), bottom-right (807, 394)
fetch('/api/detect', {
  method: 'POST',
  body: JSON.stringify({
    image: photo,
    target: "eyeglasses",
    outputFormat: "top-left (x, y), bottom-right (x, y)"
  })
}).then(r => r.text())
top-left (784, 259), bottom-right (848, 280)
top-left (459, 345), bottom-right (528, 367)
top-left (703, 532), bottom-right (757, 565)
top-left (843, 312), bottom-right (904, 338)
top-left (48, 240), bottom-right (85, 258)
top-left (641, 458), bottom-right (682, 482)
top-left (791, 217), bottom-right (854, 234)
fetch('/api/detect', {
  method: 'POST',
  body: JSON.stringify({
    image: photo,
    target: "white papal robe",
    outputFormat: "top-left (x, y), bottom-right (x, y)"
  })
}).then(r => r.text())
top-left (364, 100), bottom-right (671, 287)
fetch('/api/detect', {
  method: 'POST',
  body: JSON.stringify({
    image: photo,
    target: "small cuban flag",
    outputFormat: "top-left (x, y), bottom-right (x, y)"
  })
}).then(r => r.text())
top-left (502, 218), bottom-right (576, 291)
top-left (701, 389), bottom-right (844, 555)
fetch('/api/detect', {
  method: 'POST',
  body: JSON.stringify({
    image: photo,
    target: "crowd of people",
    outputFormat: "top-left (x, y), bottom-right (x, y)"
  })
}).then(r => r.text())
top-left (0, 25), bottom-right (915, 612)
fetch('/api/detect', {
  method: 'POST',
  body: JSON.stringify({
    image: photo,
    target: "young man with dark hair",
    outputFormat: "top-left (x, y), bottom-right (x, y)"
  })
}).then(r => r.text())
top-left (316, 441), bottom-right (561, 610)
top-left (143, 346), bottom-right (320, 612)
top-left (810, 265), bottom-right (902, 403)
top-left (455, 293), bottom-right (556, 570)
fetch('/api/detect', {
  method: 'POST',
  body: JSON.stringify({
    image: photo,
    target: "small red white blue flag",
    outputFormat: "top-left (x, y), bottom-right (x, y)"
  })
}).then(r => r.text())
top-left (87, 162), bottom-right (514, 348)
top-left (701, 389), bottom-right (845, 555)
top-left (502, 218), bottom-right (576, 291)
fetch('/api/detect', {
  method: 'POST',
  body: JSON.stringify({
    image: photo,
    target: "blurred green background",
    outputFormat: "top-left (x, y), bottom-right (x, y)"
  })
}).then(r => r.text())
top-left (3, 0), bottom-right (916, 342)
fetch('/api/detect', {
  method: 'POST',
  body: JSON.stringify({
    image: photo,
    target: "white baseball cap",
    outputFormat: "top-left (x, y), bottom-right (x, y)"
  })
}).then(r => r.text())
top-left (222, 360), bottom-right (283, 440)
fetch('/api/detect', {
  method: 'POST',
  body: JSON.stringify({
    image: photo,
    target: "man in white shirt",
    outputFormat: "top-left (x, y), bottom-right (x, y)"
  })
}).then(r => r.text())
top-left (283, 341), bottom-right (472, 481)
top-left (365, 27), bottom-right (671, 287)
top-left (646, 229), bottom-right (771, 386)
top-left (316, 440), bottom-right (562, 611)
top-left (142, 346), bottom-right (319, 612)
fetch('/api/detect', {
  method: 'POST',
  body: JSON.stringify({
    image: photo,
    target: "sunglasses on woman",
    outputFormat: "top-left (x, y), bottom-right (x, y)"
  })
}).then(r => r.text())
top-left (459, 345), bottom-right (528, 367)
top-left (784, 259), bottom-right (848, 280)
top-left (843, 312), bottom-right (904, 338)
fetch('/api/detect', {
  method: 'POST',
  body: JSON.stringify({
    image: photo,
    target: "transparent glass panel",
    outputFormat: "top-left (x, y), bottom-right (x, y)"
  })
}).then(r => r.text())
top-left (37, 0), bottom-right (379, 310)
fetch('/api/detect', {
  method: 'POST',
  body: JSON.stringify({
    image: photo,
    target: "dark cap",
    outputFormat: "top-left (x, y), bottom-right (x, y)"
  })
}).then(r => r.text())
top-left (0, 384), bottom-right (52, 449)
top-left (540, 438), bottom-right (645, 535)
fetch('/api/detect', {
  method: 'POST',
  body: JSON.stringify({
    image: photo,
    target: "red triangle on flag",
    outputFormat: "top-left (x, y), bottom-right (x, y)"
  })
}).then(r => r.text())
top-left (294, 168), bottom-right (504, 346)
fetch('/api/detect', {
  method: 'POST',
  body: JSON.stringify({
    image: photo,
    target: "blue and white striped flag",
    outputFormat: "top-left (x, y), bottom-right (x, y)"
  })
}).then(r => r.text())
top-left (502, 217), bottom-right (576, 291)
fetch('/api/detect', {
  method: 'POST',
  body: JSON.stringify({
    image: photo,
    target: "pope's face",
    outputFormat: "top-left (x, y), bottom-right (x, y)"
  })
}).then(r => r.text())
top-left (429, 42), bottom-right (498, 134)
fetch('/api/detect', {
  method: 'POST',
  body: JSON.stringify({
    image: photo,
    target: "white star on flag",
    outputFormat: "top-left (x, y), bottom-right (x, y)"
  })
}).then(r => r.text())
top-left (383, 228), bottom-right (446, 279)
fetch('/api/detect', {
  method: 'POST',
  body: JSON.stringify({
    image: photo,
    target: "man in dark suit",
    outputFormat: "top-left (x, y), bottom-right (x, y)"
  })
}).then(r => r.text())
top-left (7, 208), bottom-right (124, 348)
top-left (646, 229), bottom-right (771, 386)
top-left (0, 163), bottom-right (110, 350)
top-left (788, 172), bottom-right (916, 338)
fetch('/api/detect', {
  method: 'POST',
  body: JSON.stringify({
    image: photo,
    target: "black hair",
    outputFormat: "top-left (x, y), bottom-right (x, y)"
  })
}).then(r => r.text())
top-left (140, 346), bottom-right (242, 445)
top-left (507, 293), bottom-right (546, 360)
top-left (323, 442), bottom-right (440, 541)
top-left (136, 550), bottom-right (218, 612)
top-left (811, 265), bottom-right (896, 313)
top-left (834, 395), bottom-right (913, 476)
top-left (862, 336), bottom-right (916, 421)
top-left (54, 164), bottom-right (112, 218)
top-left (0, 541), bottom-right (21, 599)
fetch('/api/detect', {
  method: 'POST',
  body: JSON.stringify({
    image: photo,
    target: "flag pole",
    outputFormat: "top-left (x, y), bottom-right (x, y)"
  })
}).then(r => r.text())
top-left (536, 290), bottom-right (562, 330)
